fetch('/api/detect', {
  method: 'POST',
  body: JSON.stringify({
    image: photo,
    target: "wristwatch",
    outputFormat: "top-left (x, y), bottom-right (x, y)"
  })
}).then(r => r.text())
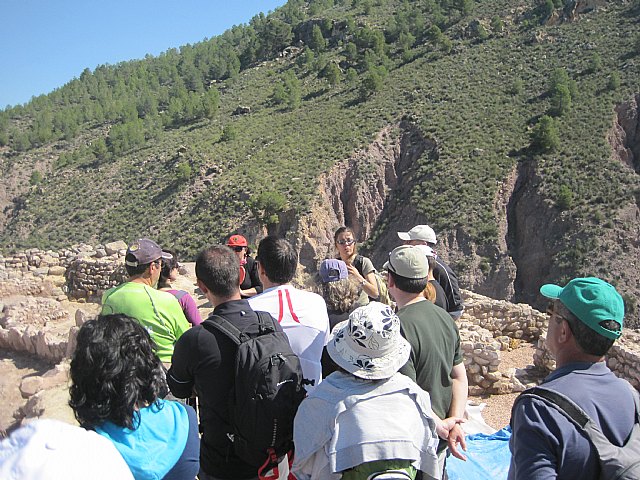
top-left (360, 279), bottom-right (366, 286)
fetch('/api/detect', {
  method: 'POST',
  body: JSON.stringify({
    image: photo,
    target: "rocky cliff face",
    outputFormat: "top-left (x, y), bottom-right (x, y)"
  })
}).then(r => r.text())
top-left (288, 122), bottom-right (413, 273)
top-left (602, 95), bottom-right (640, 324)
top-left (610, 94), bottom-right (640, 175)
top-left (289, 119), bottom-right (518, 299)
top-left (505, 160), bottom-right (577, 306)
top-left (287, 98), bottom-right (640, 326)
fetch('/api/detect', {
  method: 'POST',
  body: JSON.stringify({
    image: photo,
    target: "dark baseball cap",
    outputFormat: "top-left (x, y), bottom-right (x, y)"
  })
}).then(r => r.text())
top-left (125, 239), bottom-right (172, 267)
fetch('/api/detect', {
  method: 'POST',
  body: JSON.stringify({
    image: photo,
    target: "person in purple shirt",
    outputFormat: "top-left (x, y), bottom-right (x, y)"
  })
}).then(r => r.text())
top-left (508, 277), bottom-right (637, 480)
top-left (159, 249), bottom-right (202, 326)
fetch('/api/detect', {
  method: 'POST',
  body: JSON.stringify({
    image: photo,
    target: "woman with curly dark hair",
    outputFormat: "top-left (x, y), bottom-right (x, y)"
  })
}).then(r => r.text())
top-left (69, 314), bottom-right (199, 480)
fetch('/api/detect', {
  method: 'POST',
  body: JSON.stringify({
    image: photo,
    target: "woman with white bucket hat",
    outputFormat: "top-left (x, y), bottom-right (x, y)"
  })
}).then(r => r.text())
top-left (292, 302), bottom-right (464, 480)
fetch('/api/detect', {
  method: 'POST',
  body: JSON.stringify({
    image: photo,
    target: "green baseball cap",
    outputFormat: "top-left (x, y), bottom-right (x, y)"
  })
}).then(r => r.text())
top-left (540, 277), bottom-right (625, 340)
top-left (383, 245), bottom-right (429, 279)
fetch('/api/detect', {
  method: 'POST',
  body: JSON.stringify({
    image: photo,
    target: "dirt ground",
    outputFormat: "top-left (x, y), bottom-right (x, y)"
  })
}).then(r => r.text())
top-left (469, 342), bottom-right (541, 430)
top-left (0, 267), bottom-right (209, 435)
top-left (0, 350), bottom-right (52, 433)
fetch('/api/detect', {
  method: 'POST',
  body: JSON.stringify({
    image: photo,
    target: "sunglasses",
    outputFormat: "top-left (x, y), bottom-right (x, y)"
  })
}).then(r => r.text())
top-left (546, 301), bottom-right (569, 323)
top-left (336, 239), bottom-right (355, 246)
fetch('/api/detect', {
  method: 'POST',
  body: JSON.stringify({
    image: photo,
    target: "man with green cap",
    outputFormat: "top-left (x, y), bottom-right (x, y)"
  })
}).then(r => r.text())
top-left (508, 277), bottom-right (638, 479)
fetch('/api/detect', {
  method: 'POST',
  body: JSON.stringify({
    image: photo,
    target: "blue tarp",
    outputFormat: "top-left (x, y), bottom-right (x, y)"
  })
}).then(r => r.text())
top-left (446, 427), bottom-right (512, 480)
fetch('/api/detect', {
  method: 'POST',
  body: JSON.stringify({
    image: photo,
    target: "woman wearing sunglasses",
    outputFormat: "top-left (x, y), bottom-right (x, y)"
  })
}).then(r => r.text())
top-left (227, 234), bottom-right (263, 298)
top-left (334, 226), bottom-right (379, 303)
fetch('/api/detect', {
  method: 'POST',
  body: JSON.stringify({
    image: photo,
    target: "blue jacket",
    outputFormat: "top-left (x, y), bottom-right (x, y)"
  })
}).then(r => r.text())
top-left (95, 400), bottom-right (199, 480)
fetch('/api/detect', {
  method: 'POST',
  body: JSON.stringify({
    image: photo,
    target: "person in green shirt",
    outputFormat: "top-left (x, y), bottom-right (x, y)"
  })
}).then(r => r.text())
top-left (101, 238), bottom-right (190, 364)
top-left (384, 245), bottom-right (468, 475)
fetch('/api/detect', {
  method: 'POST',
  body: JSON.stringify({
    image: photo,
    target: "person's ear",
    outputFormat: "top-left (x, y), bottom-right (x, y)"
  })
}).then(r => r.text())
top-left (196, 278), bottom-right (209, 295)
top-left (147, 262), bottom-right (159, 278)
top-left (558, 319), bottom-right (571, 344)
top-left (387, 273), bottom-right (395, 288)
top-left (239, 266), bottom-right (246, 286)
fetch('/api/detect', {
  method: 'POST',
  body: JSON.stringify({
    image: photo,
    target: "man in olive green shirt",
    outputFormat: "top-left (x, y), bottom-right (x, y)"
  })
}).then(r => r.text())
top-left (101, 238), bottom-right (190, 364)
top-left (384, 245), bottom-right (468, 471)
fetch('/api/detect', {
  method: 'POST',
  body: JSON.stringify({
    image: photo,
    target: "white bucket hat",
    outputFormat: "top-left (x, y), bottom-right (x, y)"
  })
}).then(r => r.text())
top-left (327, 302), bottom-right (411, 380)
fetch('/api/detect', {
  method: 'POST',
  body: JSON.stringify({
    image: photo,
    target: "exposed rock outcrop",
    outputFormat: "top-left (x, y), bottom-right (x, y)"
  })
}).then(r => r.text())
top-left (292, 121), bottom-right (428, 272)
top-left (506, 160), bottom-right (575, 306)
top-left (286, 116), bottom-right (638, 327)
top-left (609, 94), bottom-right (640, 175)
top-left (603, 95), bottom-right (640, 325)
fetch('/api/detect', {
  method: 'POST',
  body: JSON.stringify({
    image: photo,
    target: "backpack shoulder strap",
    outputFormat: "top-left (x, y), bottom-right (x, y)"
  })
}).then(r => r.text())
top-left (627, 383), bottom-right (640, 423)
top-left (353, 254), bottom-right (365, 273)
top-left (202, 314), bottom-right (244, 346)
top-left (255, 310), bottom-right (277, 334)
top-left (173, 290), bottom-right (188, 300)
top-left (517, 387), bottom-right (591, 429)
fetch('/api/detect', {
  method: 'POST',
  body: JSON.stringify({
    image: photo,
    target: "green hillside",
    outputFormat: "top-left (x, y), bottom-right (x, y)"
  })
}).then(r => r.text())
top-left (1, 0), bottom-right (639, 319)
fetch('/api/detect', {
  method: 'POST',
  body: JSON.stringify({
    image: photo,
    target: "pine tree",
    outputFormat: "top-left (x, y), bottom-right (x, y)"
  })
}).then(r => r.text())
top-left (531, 115), bottom-right (560, 152)
top-left (309, 25), bottom-right (327, 52)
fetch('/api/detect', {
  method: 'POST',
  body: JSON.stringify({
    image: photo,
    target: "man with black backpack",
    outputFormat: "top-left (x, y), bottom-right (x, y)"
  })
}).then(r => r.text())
top-left (509, 277), bottom-right (640, 479)
top-left (168, 245), bottom-right (305, 480)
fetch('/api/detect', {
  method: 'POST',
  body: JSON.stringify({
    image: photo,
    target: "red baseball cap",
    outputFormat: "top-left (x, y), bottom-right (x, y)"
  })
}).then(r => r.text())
top-left (227, 235), bottom-right (248, 247)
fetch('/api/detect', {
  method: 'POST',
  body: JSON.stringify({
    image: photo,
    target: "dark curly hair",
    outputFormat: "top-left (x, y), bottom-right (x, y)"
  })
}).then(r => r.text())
top-left (69, 314), bottom-right (168, 430)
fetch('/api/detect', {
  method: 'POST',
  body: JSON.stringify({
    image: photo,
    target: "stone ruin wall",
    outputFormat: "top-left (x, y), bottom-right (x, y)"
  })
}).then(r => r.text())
top-left (1, 243), bottom-right (640, 395)
top-left (0, 241), bottom-right (129, 300)
top-left (461, 291), bottom-right (640, 391)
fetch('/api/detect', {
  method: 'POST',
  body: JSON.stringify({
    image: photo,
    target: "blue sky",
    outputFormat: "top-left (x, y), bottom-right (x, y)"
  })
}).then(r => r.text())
top-left (0, 0), bottom-right (288, 108)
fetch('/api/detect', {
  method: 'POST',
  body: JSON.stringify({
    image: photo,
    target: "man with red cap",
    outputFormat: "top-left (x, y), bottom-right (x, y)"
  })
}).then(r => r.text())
top-left (227, 234), bottom-right (263, 298)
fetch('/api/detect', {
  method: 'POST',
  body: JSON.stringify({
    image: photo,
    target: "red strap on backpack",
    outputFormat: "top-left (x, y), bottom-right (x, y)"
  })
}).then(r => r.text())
top-left (258, 448), bottom-right (296, 480)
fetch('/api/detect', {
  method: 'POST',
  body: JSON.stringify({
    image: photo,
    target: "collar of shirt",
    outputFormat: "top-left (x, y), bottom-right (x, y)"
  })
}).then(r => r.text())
top-left (212, 299), bottom-right (255, 319)
top-left (545, 361), bottom-right (608, 383)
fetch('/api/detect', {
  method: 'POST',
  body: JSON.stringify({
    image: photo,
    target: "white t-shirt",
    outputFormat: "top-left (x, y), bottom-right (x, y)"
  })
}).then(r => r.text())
top-left (249, 285), bottom-right (330, 392)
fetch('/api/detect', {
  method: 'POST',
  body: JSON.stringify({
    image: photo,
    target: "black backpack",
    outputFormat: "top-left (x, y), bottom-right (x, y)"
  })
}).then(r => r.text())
top-left (203, 311), bottom-right (306, 467)
top-left (514, 385), bottom-right (640, 480)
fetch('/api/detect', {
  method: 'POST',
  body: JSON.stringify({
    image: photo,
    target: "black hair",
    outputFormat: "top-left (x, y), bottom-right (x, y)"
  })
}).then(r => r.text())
top-left (195, 245), bottom-right (239, 298)
top-left (124, 253), bottom-right (153, 277)
top-left (158, 249), bottom-right (178, 289)
top-left (389, 270), bottom-right (428, 294)
top-left (555, 301), bottom-right (619, 356)
top-left (256, 236), bottom-right (297, 284)
top-left (69, 314), bottom-right (168, 430)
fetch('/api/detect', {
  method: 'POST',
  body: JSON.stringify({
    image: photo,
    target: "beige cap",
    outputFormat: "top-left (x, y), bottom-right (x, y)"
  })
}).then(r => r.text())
top-left (383, 245), bottom-right (429, 279)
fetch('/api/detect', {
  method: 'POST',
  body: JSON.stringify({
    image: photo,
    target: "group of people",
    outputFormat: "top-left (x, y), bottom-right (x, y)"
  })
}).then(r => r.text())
top-left (0, 224), bottom-right (637, 480)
